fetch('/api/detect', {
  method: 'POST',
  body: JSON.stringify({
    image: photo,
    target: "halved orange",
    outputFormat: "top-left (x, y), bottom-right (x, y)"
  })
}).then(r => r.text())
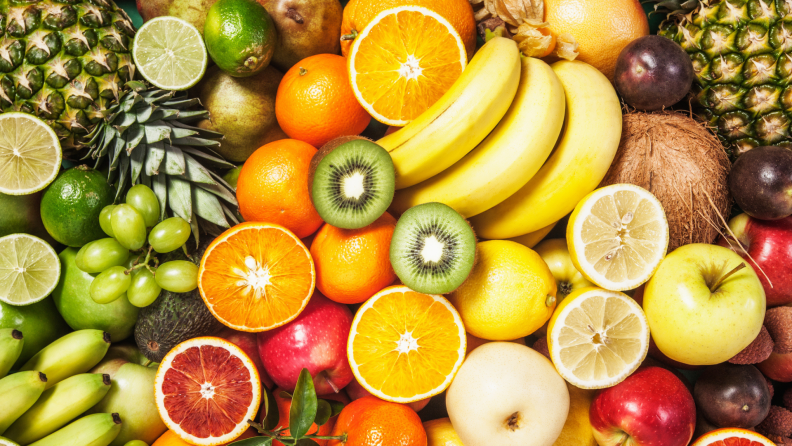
top-left (347, 285), bottom-right (466, 403)
top-left (198, 222), bottom-right (315, 332)
top-left (348, 6), bottom-right (467, 126)
top-left (691, 428), bottom-right (775, 446)
top-left (154, 337), bottom-right (262, 446)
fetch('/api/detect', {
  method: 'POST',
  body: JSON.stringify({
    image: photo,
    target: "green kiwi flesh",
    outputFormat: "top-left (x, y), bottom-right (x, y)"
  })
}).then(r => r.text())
top-left (390, 202), bottom-right (477, 294)
top-left (310, 139), bottom-right (395, 229)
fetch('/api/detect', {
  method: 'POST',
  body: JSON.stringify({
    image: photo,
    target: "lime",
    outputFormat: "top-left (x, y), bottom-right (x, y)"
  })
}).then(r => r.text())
top-left (133, 16), bottom-right (208, 90)
top-left (40, 166), bottom-right (114, 247)
top-left (0, 234), bottom-right (60, 306)
top-left (0, 113), bottom-right (61, 195)
top-left (0, 296), bottom-right (69, 368)
top-left (204, 0), bottom-right (277, 77)
top-left (52, 248), bottom-right (139, 342)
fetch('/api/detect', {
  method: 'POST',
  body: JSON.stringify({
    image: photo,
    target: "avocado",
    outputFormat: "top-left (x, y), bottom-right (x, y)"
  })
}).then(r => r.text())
top-left (134, 243), bottom-right (224, 362)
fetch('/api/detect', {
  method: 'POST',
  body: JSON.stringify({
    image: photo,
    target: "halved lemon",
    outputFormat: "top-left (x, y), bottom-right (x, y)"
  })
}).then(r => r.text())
top-left (567, 184), bottom-right (669, 291)
top-left (348, 285), bottom-right (466, 403)
top-left (348, 6), bottom-right (467, 126)
top-left (155, 337), bottom-right (261, 446)
top-left (0, 234), bottom-right (60, 306)
top-left (0, 113), bottom-right (61, 196)
top-left (547, 287), bottom-right (650, 389)
top-left (691, 428), bottom-right (775, 446)
top-left (133, 16), bottom-right (208, 91)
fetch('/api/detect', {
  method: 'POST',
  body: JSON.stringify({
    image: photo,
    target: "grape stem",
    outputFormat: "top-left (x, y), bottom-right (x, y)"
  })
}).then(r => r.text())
top-left (125, 245), bottom-right (158, 275)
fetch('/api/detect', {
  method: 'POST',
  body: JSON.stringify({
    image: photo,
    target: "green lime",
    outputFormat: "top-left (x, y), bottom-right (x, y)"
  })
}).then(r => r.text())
top-left (132, 16), bottom-right (208, 91)
top-left (204, 0), bottom-right (277, 77)
top-left (0, 296), bottom-right (69, 369)
top-left (52, 248), bottom-right (139, 343)
top-left (0, 234), bottom-right (60, 306)
top-left (223, 165), bottom-right (242, 189)
top-left (0, 113), bottom-right (61, 196)
top-left (40, 166), bottom-right (114, 247)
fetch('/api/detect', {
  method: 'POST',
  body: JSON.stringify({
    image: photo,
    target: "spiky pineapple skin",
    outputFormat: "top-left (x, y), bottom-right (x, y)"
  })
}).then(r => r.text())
top-left (657, 0), bottom-right (792, 157)
top-left (0, 0), bottom-right (136, 147)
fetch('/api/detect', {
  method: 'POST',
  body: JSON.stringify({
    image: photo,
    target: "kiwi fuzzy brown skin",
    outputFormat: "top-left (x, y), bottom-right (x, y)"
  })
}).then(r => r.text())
top-left (308, 135), bottom-right (373, 194)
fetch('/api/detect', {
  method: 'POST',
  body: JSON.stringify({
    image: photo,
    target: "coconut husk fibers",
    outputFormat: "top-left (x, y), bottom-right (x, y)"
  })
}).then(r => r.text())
top-left (599, 111), bottom-right (731, 252)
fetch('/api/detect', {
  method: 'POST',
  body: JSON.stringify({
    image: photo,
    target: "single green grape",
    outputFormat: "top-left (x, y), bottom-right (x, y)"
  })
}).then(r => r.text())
top-left (90, 266), bottom-right (132, 304)
top-left (99, 205), bottom-right (116, 238)
top-left (123, 441), bottom-right (149, 446)
top-left (111, 204), bottom-right (147, 250)
top-left (155, 261), bottom-right (198, 293)
top-left (149, 217), bottom-right (191, 253)
top-left (128, 268), bottom-right (162, 307)
top-left (126, 184), bottom-right (160, 227)
top-left (75, 238), bottom-right (130, 273)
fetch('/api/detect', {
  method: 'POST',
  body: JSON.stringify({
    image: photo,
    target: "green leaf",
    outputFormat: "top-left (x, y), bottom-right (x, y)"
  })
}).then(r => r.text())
top-left (289, 369), bottom-right (318, 440)
top-left (167, 176), bottom-right (192, 221)
top-left (262, 386), bottom-right (280, 431)
top-left (143, 120), bottom-right (173, 145)
top-left (226, 438), bottom-right (271, 446)
top-left (327, 400), bottom-right (345, 419)
top-left (192, 186), bottom-right (229, 227)
top-left (145, 141), bottom-right (165, 176)
top-left (130, 142), bottom-right (146, 184)
top-left (280, 391), bottom-right (293, 399)
top-left (296, 439), bottom-right (320, 446)
top-left (163, 145), bottom-right (186, 175)
top-left (314, 399), bottom-right (332, 427)
top-left (182, 153), bottom-right (217, 185)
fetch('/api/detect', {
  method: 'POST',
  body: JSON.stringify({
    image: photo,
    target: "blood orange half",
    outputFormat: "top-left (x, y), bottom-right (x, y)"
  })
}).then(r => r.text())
top-left (155, 337), bottom-right (262, 446)
top-left (691, 428), bottom-right (775, 446)
top-left (198, 222), bottom-right (316, 332)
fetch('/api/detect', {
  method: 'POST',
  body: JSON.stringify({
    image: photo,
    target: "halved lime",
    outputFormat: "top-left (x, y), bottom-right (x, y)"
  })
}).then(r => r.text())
top-left (132, 17), bottom-right (208, 91)
top-left (0, 234), bottom-right (61, 306)
top-left (0, 113), bottom-right (61, 196)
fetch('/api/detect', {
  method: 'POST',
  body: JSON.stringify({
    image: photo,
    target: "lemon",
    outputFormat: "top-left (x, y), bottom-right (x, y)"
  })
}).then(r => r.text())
top-left (132, 17), bottom-right (208, 90)
top-left (547, 287), bottom-right (650, 389)
top-left (204, 0), bottom-right (277, 77)
top-left (0, 234), bottom-right (60, 306)
top-left (552, 383), bottom-right (597, 446)
top-left (447, 240), bottom-right (557, 341)
top-left (424, 418), bottom-right (464, 446)
top-left (0, 113), bottom-right (61, 196)
top-left (567, 183), bottom-right (669, 291)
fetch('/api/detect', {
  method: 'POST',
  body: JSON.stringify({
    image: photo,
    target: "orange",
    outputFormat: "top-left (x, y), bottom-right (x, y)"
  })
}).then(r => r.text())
top-left (328, 396), bottom-right (427, 446)
top-left (691, 428), bottom-right (775, 446)
top-left (152, 429), bottom-right (257, 446)
top-left (544, 0), bottom-right (648, 80)
top-left (198, 222), bottom-right (315, 332)
top-left (154, 337), bottom-right (262, 446)
top-left (311, 212), bottom-right (397, 304)
top-left (347, 6), bottom-right (467, 126)
top-left (236, 139), bottom-right (323, 238)
top-left (341, 0), bottom-right (476, 60)
top-left (271, 388), bottom-right (336, 446)
top-left (347, 285), bottom-right (466, 403)
top-left (275, 54), bottom-right (371, 148)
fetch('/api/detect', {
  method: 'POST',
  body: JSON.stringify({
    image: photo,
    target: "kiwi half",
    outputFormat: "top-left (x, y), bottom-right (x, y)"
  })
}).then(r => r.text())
top-left (390, 202), bottom-right (477, 294)
top-left (310, 138), bottom-right (395, 229)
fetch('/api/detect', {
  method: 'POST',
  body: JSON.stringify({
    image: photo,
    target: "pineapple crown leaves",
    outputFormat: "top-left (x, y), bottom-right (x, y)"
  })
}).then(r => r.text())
top-left (82, 80), bottom-right (239, 242)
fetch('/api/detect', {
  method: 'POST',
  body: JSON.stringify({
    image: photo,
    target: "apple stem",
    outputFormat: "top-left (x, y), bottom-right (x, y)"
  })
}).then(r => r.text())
top-left (710, 263), bottom-right (746, 293)
top-left (322, 371), bottom-right (340, 393)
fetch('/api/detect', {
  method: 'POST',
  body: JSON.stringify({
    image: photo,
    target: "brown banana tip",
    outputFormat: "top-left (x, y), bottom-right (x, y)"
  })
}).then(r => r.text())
top-left (102, 332), bottom-right (112, 344)
top-left (112, 413), bottom-right (122, 424)
top-left (102, 374), bottom-right (111, 385)
top-left (11, 329), bottom-right (22, 340)
top-left (38, 372), bottom-right (47, 382)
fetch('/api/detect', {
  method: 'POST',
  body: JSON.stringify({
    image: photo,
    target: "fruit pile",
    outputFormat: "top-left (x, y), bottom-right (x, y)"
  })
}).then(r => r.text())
top-left (2, 0), bottom-right (792, 445)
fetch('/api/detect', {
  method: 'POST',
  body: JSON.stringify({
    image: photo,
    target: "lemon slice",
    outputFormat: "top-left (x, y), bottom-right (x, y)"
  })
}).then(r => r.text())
top-left (0, 234), bottom-right (60, 306)
top-left (0, 113), bottom-right (61, 196)
top-left (567, 183), bottom-right (668, 291)
top-left (132, 17), bottom-right (208, 91)
top-left (547, 287), bottom-right (649, 389)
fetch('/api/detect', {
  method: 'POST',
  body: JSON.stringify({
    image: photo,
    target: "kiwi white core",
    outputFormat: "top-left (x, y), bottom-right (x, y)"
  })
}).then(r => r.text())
top-left (343, 171), bottom-right (367, 200)
top-left (420, 235), bottom-right (445, 263)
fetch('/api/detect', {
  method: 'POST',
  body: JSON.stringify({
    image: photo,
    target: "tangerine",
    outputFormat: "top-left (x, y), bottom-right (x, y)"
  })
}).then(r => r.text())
top-left (328, 396), bottom-right (427, 446)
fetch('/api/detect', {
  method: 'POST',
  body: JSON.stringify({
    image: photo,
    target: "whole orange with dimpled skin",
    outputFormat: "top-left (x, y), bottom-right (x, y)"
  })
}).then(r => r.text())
top-left (328, 396), bottom-right (427, 446)
top-left (340, 0), bottom-right (476, 60)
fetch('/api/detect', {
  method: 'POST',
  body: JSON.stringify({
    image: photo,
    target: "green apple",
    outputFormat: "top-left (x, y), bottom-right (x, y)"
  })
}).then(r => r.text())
top-left (644, 243), bottom-right (765, 366)
top-left (89, 345), bottom-right (166, 446)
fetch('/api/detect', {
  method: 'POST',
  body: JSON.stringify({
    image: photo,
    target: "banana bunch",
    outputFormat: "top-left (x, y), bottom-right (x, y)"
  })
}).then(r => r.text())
top-left (384, 47), bottom-right (623, 241)
top-left (0, 330), bottom-right (122, 446)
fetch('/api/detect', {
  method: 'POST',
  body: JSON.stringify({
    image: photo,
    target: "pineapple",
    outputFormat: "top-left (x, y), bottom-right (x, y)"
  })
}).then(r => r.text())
top-left (0, 0), bottom-right (237, 239)
top-left (650, 0), bottom-right (792, 157)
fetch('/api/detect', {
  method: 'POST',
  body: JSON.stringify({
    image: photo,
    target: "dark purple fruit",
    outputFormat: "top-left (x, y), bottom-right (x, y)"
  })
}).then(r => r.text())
top-left (730, 146), bottom-right (792, 220)
top-left (614, 35), bottom-right (694, 111)
top-left (693, 363), bottom-right (770, 429)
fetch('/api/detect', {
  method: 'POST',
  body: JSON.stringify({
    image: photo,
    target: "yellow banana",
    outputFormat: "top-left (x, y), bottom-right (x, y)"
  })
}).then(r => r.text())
top-left (28, 413), bottom-right (121, 446)
top-left (378, 37), bottom-right (521, 189)
top-left (507, 221), bottom-right (559, 249)
top-left (5, 373), bottom-right (112, 444)
top-left (21, 330), bottom-right (111, 389)
top-left (471, 60), bottom-right (622, 239)
top-left (390, 57), bottom-right (565, 218)
top-left (0, 329), bottom-right (24, 379)
top-left (0, 371), bottom-right (47, 434)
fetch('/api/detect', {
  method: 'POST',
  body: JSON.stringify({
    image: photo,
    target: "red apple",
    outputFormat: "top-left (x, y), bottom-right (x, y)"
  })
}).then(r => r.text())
top-left (215, 327), bottom-right (274, 390)
top-left (590, 367), bottom-right (696, 446)
top-left (344, 377), bottom-right (430, 412)
top-left (758, 351), bottom-right (792, 382)
top-left (258, 293), bottom-right (354, 395)
top-left (719, 213), bottom-right (792, 306)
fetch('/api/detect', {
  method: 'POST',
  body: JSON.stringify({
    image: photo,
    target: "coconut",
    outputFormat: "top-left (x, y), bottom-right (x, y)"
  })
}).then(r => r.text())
top-left (599, 111), bottom-right (731, 251)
